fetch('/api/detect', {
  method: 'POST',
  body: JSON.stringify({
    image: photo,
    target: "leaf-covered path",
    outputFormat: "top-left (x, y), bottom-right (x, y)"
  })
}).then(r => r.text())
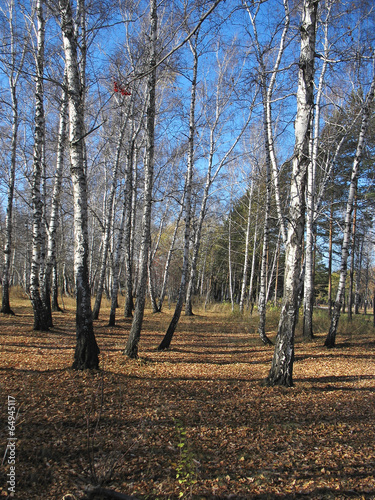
top-left (1, 298), bottom-right (375, 499)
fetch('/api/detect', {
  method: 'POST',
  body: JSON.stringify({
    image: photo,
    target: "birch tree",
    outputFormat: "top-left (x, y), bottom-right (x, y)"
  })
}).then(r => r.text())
top-left (244, 0), bottom-right (290, 343)
top-left (184, 39), bottom-right (255, 317)
top-left (59, 0), bottom-right (99, 369)
top-left (157, 32), bottom-right (198, 351)
top-left (239, 180), bottom-right (253, 313)
top-left (244, 0), bottom-right (290, 246)
top-left (125, 0), bottom-right (157, 358)
top-left (324, 71), bottom-right (375, 348)
top-left (0, 0), bottom-right (30, 315)
top-left (41, 72), bottom-right (68, 321)
top-left (92, 99), bottom-right (130, 320)
top-left (266, 0), bottom-right (319, 387)
top-left (303, 0), bottom-right (336, 339)
top-left (30, 0), bottom-right (50, 331)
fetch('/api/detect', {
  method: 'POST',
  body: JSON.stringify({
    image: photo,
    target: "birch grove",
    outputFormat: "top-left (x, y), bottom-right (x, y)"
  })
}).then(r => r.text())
top-left (1, 0), bottom-right (375, 376)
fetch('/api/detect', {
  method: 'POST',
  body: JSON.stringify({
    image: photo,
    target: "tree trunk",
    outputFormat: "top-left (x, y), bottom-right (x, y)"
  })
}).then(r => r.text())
top-left (125, 0), bottom-right (157, 358)
top-left (328, 199), bottom-right (333, 316)
top-left (92, 106), bottom-right (129, 319)
top-left (248, 186), bottom-right (260, 314)
top-left (184, 41), bottom-right (254, 317)
top-left (266, 230), bottom-right (281, 304)
top-left (1, 85), bottom-right (17, 316)
top-left (239, 183), bottom-right (253, 313)
top-left (274, 242), bottom-right (280, 307)
top-left (157, 199), bottom-right (184, 312)
top-left (42, 72), bottom-right (68, 323)
top-left (60, 0), bottom-right (99, 369)
top-left (324, 75), bottom-right (375, 348)
top-left (303, 0), bottom-right (331, 339)
top-left (348, 193), bottom-right (357, 322)
top-left (266, 0), bottom-right (318, 387)
top-left (51, 261), bottom-right (62, 312)
top-left (1, 0), bottom-right (30, 314)
top-left (148, 248), bottom-right (159, 313)
top-left (257, 161), bottom-right (272, 345)
top-left (157, 33), bottom-right (198, 351)
top-left (354, 237), bottom-right (363, 315)
top-left (124, 150), bottom-right (137, 318)
top-left (109, 184), bottom-right (127, 326)
top-left (30, 0), bottom-right (50, 331)
top-left (228, 208), bottom-right (235, 312)
top-left (148, 201), bottom-right (170, 313)
top-left (245, 0), bottom-right (289, 246)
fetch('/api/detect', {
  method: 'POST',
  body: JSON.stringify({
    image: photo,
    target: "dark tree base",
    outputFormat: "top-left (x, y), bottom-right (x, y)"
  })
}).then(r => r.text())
top-left (72, 343), bottom-right (100, 370)
top-left (1, 307), bottom-right (15, 316)
top-left (324, 338), bottom-right (335, 348)
top-left (52, 305), bottom-right (63, 313)
top-left (264, 373), bottom-right (293, 387)
top-left (260, 336), bottom-right (273, 346)
top-left (124, 345), bottom-right (138, 359)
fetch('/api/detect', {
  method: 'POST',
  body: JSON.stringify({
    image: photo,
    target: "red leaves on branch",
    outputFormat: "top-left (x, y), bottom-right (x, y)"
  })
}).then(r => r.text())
top-left (114, 80), bottom-right (131, 96)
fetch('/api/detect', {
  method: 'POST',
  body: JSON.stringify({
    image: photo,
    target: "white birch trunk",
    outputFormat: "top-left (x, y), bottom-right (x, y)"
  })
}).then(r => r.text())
top-left (228, 208), bottom-right (234, 312)
top-left (257, 156), bottom-right (273, 344)
top-left (248, 185), bottom-right (260, 314)
top-left (157, 198), bottom-right (184, 312)
top-left (157, 34), bottom-right (197, 351)
top-left (1, 0), bottom-right (30, 314)
top-left (92, 105), bottom-right (130, 319)
top-left (325, 73), bottom-right (375, 347)
top-left (239, 182), bottom-right (253, 313)
top-left (266, 229), bottom-right (281, 304)
top-left (125, 0), bottom-right (157, 358)
top-left (184, 62), bottom-right (255, 317)
top-left (30, 0), bottom-right (49, 331)
top-left (303, 1), bottom-right (332, 339)
top-left (59, 0), bottom-right (99, 369)
top-left (245, 0), bottom-right (289, 245)
top-left (266, 0), bottom-right (319, 386)
top-left (1, 85), bottom-right (17, 315)
top-left (42, 73), bottom-right (68, 317)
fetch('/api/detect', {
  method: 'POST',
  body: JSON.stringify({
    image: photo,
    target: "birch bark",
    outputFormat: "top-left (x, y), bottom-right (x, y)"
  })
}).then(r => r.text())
top-left (1, 0), bottom-right (29, 314)
top-left (303, 1), bottom-right (332, 339)
top-left (92, 104), bottom-right (130, 320)
top-left (157, 34), bottom-right (198, 351)
top-left (248, 185), bottom-right (260, 314)
top-left (257, 160), bottom-right (273, 345)
top-left (325, 73), bottom-right (375, 348)
top-left (347, 193), bottom-right (357, 321)
top-left (124, 149), bottom-right (139, 318)
top-left (266, 0), bottom-right (319, 386)
top-left (42, 73), bottom-right (68, 319)
top-left (239, 182), bottom-right (253, 313)
top-left (30, 0), bottom-right (50, 331)
top-left (244, 0), bottom-right (289, 246)
top-left (59, 0), bottom-right (99, 369)
top-left (125, 0), bottom-right (157, 358)
top-left (157, 196), bottom-right (184, 312)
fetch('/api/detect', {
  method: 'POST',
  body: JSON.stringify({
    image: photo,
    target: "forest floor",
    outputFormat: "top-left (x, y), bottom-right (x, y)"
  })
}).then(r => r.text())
top-left (1, 294), bottom-right (375, 500)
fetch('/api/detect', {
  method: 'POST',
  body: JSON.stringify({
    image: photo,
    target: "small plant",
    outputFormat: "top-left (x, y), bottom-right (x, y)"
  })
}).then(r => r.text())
top-left (174, 419), bottom-right (199, 499)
